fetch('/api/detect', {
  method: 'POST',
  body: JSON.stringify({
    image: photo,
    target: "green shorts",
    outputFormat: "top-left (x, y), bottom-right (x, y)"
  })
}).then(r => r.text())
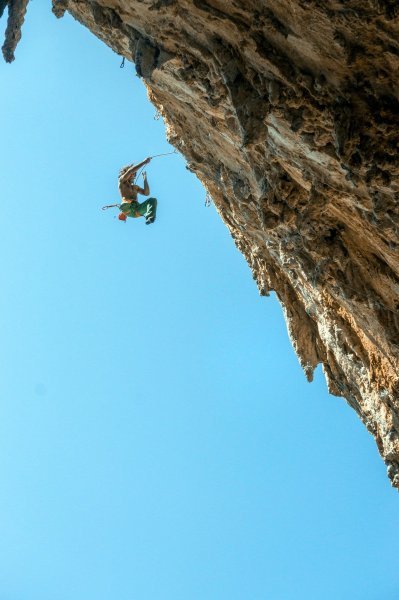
top-left (120, 197), bottom-right (157, 222)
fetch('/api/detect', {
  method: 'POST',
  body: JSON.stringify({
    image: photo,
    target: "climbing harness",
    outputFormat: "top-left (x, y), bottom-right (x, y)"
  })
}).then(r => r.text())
top-left (120, 57), bottom-right (125, 69)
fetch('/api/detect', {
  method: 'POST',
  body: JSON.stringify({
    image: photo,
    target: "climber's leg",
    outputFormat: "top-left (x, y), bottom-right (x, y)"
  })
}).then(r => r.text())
top-left (136, 197), bottom-right (157, 224)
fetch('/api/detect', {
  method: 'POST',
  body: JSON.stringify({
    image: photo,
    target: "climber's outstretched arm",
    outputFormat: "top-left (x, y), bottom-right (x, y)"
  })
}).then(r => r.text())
top-left (119, 157), bottom-right (151, 184)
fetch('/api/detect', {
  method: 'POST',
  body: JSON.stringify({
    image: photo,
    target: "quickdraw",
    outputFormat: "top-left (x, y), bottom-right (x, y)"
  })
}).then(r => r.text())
top-left (102, 203), bottom-right (121, 211)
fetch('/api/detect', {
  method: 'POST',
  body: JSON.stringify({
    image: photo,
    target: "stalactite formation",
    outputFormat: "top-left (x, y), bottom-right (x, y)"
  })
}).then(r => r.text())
top-left (1, 0), bottom-right (30, 62)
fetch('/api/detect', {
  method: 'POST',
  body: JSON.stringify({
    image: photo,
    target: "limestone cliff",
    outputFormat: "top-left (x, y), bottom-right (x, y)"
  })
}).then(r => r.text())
top-left (3, 0), bottom-right (399, 488)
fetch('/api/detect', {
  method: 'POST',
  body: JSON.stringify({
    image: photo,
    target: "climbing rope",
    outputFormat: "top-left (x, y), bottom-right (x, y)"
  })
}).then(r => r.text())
top-left (132, 150), bottom-right (177, 182)
top-left (134, 165), bottom-right (146, 183)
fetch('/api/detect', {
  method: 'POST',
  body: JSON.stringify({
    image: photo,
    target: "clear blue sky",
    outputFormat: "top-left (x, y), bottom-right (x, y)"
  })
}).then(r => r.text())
top-left (0, 4), bottom-right (398, 600)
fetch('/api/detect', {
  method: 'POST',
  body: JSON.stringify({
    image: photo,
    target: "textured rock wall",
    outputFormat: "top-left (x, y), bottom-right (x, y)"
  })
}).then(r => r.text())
top-left (1, 0), bottom-right (29, 62)
top-left (5, 0), bottom-right (399, 487)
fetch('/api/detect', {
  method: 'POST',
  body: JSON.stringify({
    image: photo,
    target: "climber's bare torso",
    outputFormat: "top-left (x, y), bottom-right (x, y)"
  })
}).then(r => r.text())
top-left (118, 181), bottom-right (143, 202)
top-left (118, 157), bottom-right (151, 203)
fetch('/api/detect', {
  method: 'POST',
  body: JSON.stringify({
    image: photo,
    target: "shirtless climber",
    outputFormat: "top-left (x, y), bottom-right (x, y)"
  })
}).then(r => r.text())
top-left (118, 157), bottom-right (158, 225)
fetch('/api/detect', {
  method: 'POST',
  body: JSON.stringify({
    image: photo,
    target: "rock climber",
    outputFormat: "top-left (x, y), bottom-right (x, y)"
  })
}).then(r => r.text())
top-left (118, 157), bottom-right (158, 225)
